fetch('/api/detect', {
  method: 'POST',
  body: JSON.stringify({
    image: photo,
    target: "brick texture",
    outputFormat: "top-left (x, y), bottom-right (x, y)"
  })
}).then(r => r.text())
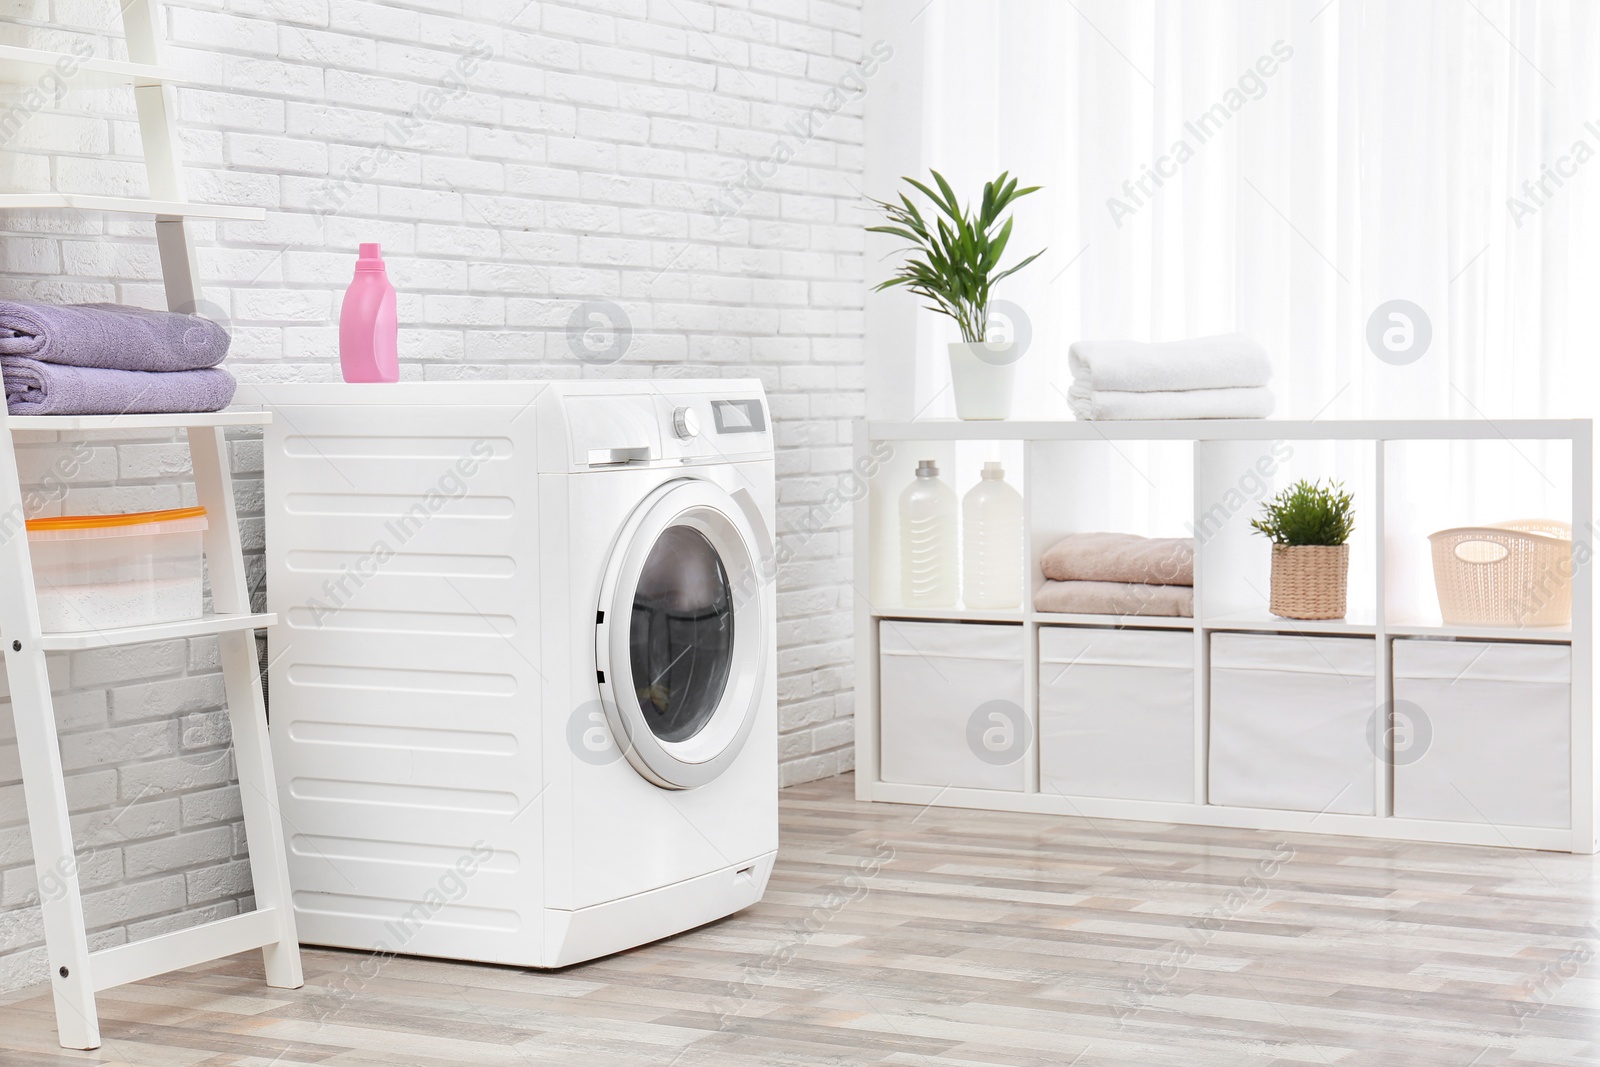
top-left (0, 0), bottom-right (870, 993)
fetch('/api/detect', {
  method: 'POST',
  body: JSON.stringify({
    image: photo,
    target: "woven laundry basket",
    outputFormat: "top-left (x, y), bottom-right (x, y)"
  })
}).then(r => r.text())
top-left (1428, 519), bottom-right (1572, 627)
top-left (1269, 543), bottom-right (1350, 620)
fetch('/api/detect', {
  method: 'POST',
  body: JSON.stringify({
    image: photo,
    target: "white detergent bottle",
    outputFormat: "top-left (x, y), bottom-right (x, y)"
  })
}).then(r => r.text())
top-left (899, 459), bottom-right (958, 607)
top-left (962, 461), bottom-right (1023, 609)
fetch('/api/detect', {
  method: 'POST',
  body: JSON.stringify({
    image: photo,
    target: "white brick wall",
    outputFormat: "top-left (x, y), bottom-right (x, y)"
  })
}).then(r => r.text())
top-left (0, 0), bottom-right (875, 992)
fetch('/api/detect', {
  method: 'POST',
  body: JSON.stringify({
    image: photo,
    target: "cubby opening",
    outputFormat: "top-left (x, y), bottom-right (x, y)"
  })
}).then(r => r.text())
top-left (1193, 438), bottom-right (1377, 631)
top-left (1027, 438), bottom-right (1195, 620)
top-left (866, 438), bottom-right (1027, 615)
top-left (1384, 438), bottom-right (1576, 635)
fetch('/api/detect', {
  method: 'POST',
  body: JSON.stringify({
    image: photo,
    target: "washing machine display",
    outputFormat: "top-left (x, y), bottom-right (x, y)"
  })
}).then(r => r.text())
top-left (597, 478), bottom-right (766, 790)
top-left (711, 397), bottom-right (766, 433)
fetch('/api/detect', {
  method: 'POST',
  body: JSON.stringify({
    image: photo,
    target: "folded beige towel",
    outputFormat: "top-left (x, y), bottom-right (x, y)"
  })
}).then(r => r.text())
top-left (1034, 580), bottom-right (1194, 617)
top-left (1040, 532), bottom-right (1194, 586)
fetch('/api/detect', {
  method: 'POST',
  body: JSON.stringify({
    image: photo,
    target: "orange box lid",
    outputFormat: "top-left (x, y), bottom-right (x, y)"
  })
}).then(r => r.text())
top-left (26, 506), bottom-right (208, 533)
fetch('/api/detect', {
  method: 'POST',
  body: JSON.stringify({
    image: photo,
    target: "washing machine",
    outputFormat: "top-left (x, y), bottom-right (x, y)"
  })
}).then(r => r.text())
top-left (256, 380), bottom-right (778, 967)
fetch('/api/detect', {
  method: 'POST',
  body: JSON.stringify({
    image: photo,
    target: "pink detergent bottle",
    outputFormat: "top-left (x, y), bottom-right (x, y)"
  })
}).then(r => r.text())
top-left (339, 243), bottom-right (398, 383)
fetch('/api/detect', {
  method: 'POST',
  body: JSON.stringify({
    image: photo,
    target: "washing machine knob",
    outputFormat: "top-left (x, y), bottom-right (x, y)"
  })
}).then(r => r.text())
top-left (672, 406), bottom-right (701, 440)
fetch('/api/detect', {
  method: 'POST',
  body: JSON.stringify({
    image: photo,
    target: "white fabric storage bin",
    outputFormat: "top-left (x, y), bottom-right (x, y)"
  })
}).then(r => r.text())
top-left (1209, 633), bottom-right (1377, 815)
top-left (879, 620), bottom-right (1027, 791)
top-left (1392, 639), bottom-right (1570, 828)
top-left (1039, 627), bottom-right (1194, 802)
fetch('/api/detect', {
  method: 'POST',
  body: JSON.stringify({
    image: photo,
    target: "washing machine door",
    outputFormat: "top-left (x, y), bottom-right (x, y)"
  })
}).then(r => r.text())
top-left (595, 478), bottom-right (770, 789)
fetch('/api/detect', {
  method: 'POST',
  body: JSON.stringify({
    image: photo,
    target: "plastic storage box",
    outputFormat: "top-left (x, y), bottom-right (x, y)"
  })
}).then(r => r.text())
top-left (26, 507), bottom-right (209, 633)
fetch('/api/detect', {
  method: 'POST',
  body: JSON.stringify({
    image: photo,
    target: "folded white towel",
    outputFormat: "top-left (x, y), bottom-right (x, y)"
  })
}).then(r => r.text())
top-left (1068, 383), bottom-right (1275, 421)
top-left (1068, 333), bottom-right (1271, 393)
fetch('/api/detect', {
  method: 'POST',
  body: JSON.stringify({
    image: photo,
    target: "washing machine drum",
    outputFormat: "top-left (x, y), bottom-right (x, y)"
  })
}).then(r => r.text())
top-left (596, 479), bottom-right (770, 789)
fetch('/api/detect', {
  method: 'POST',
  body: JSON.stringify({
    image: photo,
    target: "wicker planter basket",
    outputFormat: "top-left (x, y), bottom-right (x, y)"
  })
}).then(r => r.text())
top-left (1269, 543), bottom-right (1350, 620)
top-left (1429, 519), bottom-right (1572, 627)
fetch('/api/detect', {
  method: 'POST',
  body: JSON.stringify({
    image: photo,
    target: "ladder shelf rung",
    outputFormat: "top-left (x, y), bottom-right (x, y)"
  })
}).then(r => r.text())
top-left (89, 909), bottom-right (283, 992)
top-left (0, 44), bottom-right (185, 89)
top-left (0, 194), bottom-right (264, 221)
top-left (8, 410), bottom-right (272, 433)
top-left (38, 612), bottom-right (276, 651)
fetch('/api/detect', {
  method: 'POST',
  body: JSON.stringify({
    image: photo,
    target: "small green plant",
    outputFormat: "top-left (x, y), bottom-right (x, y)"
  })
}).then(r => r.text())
top-left (867, 169), bottom-right (1044, 344)
top-left (1250, 479), bottom-right (1356, 546)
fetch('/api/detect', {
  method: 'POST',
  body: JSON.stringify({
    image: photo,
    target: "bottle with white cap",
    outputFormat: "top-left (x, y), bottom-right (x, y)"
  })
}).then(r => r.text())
top-left (962, 461), bottom-right (1023, 609)
top-left (899, 459), bottom-right (958, 607)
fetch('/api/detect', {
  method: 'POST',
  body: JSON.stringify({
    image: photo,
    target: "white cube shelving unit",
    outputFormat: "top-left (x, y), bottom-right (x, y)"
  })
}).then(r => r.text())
top-left (853, 419), bottom-right (1596, 853)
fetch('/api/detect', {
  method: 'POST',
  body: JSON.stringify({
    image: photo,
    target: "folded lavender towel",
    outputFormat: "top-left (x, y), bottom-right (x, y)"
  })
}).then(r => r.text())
top-left (1040, 532), bottom-right (1194, 586)
top-left (3, 358), bottom-right (236, 416)
top-left (0, 301), bottom-right (229, 371)
top-left (1033, 580), bottom-right (1193, 617)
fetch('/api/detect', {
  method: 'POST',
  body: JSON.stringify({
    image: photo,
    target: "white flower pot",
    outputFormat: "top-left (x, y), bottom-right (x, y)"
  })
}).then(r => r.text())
top-left (948, 341), bottom-right (1018, 420)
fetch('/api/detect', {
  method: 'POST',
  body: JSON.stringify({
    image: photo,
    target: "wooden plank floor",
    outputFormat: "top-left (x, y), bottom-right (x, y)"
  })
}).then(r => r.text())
top-left (3, 772), bottom-right (1599, 1066)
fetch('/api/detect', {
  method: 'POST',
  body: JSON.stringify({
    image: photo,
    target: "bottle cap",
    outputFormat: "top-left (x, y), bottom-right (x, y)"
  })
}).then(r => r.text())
top-left (355, 243), bottom-right (386, 271)
top-left (915, 460), bottom-right (939, 477)
top-left (982, 462), bottom-right (1005, 479)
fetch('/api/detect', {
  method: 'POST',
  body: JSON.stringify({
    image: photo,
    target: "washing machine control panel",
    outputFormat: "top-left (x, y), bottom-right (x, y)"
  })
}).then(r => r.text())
top-left (556, 387), bottom-right (771, 469)
top-left (656, 392), bottom-right (771, 463)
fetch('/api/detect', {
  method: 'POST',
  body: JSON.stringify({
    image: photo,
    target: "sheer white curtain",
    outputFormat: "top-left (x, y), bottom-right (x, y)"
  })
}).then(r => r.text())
top-left (907, 0), bottom-right (1600, 425)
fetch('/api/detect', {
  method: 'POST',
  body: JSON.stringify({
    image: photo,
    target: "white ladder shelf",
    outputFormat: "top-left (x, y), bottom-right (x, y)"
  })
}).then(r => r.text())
top-left (1, 414), bottom-right (303, 1050)
top-left (0, 1), bottom-right (296, 1053)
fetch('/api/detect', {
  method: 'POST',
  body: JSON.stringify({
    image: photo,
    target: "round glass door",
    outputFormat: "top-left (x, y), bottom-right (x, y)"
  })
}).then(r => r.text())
top-left (596, 479), bottom-right (769, 789)
top-left (630, 526), bottom-right (735, 744)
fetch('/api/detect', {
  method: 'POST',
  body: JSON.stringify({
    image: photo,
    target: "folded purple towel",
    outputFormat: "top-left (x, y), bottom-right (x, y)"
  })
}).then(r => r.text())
top-left (0, 301), bottom-right (229, 371)
top-left (2, 358), bottom-right (236, 416)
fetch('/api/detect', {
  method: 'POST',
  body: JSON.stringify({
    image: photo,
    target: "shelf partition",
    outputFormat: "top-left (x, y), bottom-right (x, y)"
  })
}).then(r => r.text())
top-left (854, 418), bottom-right (1596, 853)
top-left (7, 409), bottom-right (270, 433)
top-left (0, 43), bottom-right (182, 88)
top-left (38, 612), bottom-right (277, 652)
top-left (867, 418), bottom-right (1589, 442)
top-left (0, 193), bottom-right (264, 221)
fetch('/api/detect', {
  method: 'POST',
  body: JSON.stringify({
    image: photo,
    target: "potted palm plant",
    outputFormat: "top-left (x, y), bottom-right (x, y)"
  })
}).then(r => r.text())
top-left (1250, 479), bottom-right (1356, 620)
top-left (868, 170), bottom-right (1044, 420)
